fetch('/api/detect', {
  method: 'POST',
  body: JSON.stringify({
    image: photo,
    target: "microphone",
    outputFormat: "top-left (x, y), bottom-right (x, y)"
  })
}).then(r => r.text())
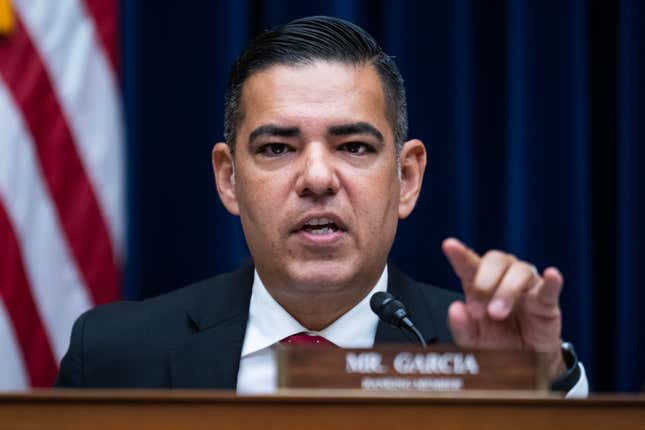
top-left (370, 292), bottom-right (427, 347)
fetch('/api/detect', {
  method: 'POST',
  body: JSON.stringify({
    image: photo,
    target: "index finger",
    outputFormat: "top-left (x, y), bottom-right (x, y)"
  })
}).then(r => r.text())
top-left (442, 237), bottom-right (481, 289)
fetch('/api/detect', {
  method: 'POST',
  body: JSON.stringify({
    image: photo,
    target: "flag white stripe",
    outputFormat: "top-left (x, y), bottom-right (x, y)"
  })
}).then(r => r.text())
top-left (0, 80), bottom-right (93, 361)
top-left (14, 0), bottom-right (125, 259)
top-left (0, 299), bottom-right (28, 390)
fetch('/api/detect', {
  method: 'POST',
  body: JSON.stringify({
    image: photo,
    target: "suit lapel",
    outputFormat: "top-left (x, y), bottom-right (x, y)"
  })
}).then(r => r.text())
top-left (169, 265), bottom-right (254, 389)
top-left (169, 263), bottom-right (450, 388)
top-left (375, 265), bottom-right (439, 346)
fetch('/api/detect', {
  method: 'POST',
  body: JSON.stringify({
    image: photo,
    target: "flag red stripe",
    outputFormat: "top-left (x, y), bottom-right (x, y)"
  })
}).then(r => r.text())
top-left (0, 201), bottom-right (57, 387)
top-left (82, 0), bottom-right (119, 73)
top-left (0, 16), bottom-right (120, 304)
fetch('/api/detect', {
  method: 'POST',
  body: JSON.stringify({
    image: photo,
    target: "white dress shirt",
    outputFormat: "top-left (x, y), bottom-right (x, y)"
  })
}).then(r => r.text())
top-left (235, 266), bottom-right (588, 397)
top-left (236, 267), bottom-right (388, 393)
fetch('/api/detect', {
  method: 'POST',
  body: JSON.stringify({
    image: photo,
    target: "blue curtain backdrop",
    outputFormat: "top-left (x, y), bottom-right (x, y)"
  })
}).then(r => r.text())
top-left (120, 0), bottom-right (644, 392)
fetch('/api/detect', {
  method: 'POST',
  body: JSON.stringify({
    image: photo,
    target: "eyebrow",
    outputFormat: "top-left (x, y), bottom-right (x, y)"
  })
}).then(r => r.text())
top-left (249, 125), bottom-right (300, 143)
top-left (328, 122), bottom-right (384, 143)
top-left (247, 121), bottom-right (384, 145)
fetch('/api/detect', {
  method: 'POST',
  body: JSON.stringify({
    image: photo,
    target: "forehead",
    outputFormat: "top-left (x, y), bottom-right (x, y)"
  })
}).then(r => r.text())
top-left (238, 61), bottom-right (391, 141)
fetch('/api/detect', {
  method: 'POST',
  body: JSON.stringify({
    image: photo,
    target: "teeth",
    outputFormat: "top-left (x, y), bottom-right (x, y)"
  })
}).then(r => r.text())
top-left (310, 227), bottom-right (334, 235)
top-left (305, 217), bottom-right (333, 226)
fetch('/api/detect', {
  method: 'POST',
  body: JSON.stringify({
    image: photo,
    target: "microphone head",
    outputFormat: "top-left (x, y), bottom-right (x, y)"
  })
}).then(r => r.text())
top-left (370, 291), bottom-right (409, 328)
top-left (369, 291), bottom-right (392, 313)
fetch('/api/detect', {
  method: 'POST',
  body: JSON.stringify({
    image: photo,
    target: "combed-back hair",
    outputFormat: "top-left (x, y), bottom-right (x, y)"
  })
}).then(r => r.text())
top-left (224, 16), bottom-right (408, 153)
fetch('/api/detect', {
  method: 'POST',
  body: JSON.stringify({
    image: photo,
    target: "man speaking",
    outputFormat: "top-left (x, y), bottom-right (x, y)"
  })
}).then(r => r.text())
top-left (55, 16), bottom-right (587, 396)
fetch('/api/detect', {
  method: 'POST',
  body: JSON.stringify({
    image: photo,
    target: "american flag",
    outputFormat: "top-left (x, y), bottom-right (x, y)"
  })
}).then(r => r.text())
top-left (0, 0), bottom-right (123, 388)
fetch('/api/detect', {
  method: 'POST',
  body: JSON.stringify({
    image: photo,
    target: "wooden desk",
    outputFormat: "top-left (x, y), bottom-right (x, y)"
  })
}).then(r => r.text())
top-left (0, 390), bottom-right (643, 430)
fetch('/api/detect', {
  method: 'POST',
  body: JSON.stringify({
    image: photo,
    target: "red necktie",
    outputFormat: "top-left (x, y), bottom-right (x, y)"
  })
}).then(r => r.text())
top-left (281, 332), bottom-right (336, 346)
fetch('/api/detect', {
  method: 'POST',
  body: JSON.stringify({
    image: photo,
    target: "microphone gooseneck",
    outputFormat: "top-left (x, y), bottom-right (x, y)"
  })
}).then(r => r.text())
top-left (370, 292), bottom-right (427, 348)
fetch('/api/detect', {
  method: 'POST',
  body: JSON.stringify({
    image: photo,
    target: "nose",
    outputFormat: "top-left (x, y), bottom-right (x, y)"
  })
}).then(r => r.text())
top-left (295, 142), bottom-right (340, 198)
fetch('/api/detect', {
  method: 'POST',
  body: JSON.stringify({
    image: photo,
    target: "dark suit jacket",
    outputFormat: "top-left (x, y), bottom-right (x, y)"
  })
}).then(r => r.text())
top-left (55, 265), bottom-right (461, 389)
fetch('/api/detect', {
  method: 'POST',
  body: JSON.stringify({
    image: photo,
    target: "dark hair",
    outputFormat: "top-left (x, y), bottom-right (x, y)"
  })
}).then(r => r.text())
top-left (224, 16), bottom-right (408, 153)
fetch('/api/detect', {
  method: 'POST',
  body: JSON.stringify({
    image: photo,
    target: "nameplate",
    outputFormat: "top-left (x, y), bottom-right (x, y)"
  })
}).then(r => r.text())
top-left (276, 345), bottom-right (548, 392)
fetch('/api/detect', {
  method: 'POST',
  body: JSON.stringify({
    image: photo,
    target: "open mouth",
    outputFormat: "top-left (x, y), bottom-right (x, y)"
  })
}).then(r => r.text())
top-left (300, 217), bottom-right (341, 235)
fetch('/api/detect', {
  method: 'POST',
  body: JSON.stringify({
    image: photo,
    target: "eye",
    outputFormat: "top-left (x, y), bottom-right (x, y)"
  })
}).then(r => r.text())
top-left (258, 143), bottom-right (293, 157)
top-left (339, 142), bottom-right (374, 155)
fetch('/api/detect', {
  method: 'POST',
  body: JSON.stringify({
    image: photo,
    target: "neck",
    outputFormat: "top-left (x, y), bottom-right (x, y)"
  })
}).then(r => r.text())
top-left (274, 290), bottom-right (367, 331)
top-left (258, 269), bottom-right (385, 331)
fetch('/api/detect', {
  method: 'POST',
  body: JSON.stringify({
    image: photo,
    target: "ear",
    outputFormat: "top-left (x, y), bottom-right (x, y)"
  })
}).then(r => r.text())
top-left (212, 142), bottom-right (240, 215)
top-left (398, 139), bottom-right (427, 219)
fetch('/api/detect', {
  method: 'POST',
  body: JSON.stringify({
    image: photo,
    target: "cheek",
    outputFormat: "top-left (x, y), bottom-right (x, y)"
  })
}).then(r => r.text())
top-left (346, 170), bottom-right (400, 234)
top-left (235, 167), bottom-right (293, 230)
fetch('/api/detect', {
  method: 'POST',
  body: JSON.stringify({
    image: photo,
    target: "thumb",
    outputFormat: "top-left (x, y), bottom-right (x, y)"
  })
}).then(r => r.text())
top-left (447, 301), bottom-right (478, 348)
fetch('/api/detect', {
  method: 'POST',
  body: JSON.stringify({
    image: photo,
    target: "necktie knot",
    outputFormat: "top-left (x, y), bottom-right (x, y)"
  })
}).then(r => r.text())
top-left (281, 332), bottom-right (336, 346)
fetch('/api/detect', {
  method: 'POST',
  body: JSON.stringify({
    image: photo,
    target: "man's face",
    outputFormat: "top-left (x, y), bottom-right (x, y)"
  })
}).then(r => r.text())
top-left (215, 61), bottom-right (418, 297)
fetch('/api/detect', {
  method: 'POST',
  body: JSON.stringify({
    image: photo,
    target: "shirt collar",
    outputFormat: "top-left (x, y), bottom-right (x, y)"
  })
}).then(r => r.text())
top-left (240, 267), bottom-right (388, 357)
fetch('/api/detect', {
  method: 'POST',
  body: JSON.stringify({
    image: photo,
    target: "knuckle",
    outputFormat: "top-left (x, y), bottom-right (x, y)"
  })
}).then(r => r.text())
top-left (470, 278), bottom-right (491, 295)
top-left (498, 278), bottom-right (522, 296)
top-left (483, 249), bottom-right (507, 261)
top-left (515, 261), bottom-right (534, 275)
